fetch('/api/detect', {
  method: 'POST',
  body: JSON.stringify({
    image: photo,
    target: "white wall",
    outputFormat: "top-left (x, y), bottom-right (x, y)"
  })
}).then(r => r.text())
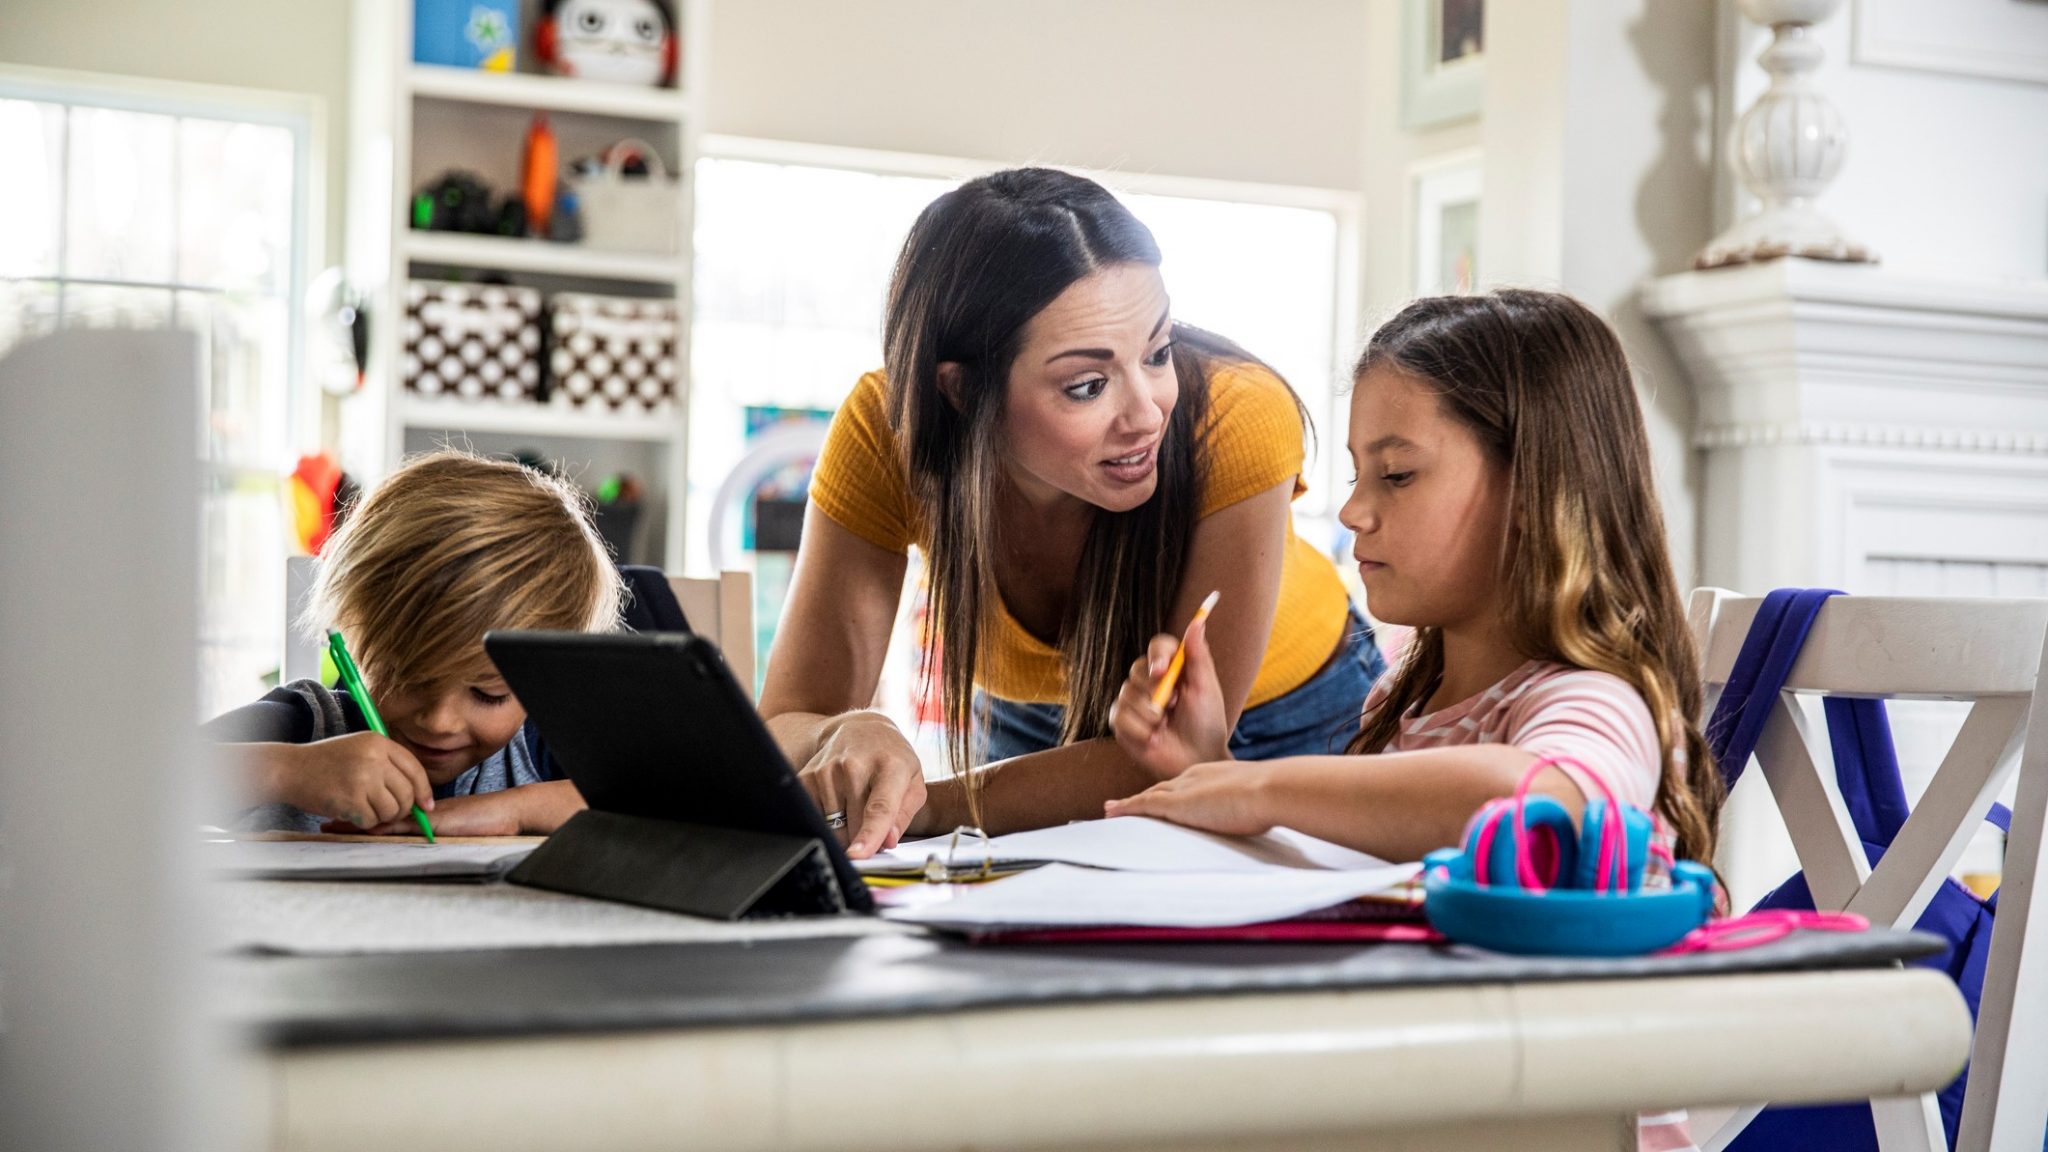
top-left (0, 0), bottom-right (350, 263)
top-left (1719, 0), bottom-right (2048, 282)
top-left (1477, 0), bottom-right (1718, 586)
top-left (0, 0), bottom-right (1380, 279)
top-left (1356, 0), bottom-right (1481, 327)
top-left (703, 0), bottom-right (1371, 193)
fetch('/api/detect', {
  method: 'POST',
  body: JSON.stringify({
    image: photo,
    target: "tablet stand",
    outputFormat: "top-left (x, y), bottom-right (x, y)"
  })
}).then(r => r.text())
top-left (507, 810), bottom-right (852, 920)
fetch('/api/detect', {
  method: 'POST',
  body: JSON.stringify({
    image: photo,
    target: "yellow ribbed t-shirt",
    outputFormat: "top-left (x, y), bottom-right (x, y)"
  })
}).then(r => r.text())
top-left (807, 363), bottom-right (1350, 707)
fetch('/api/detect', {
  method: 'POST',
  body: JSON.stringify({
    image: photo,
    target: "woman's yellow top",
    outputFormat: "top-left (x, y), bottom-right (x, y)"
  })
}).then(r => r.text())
top-left (808, 362), bottom-right (1351, 707)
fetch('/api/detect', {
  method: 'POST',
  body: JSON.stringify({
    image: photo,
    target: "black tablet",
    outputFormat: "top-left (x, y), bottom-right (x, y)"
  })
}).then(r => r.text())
top-left (483, 629), bottom-right (874, 913)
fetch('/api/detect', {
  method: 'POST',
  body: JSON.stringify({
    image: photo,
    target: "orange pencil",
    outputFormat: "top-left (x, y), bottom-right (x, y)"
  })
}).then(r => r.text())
top-left (1151, 590), bottom-right (1220, 709)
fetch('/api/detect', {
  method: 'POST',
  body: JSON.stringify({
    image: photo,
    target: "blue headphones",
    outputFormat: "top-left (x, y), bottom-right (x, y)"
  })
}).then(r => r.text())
top-left (1422, 756), bottom-right (1717, 956)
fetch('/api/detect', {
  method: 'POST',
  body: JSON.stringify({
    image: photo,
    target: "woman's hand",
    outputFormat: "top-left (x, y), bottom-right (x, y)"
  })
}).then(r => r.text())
top-left (270, 733), bottom-right (434, 829)
top-left (798, 711), bottom-right (926, 858)
top-left (1108, 617), bottom-right (1231, 779)
top-left (1104, 759), bottom-right (1276, 836)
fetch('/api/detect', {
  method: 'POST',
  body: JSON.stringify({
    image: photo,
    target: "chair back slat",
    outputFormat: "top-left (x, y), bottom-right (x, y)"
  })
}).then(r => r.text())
top-left (1698, 593), bottom-right (2048, 699)
top-left (668, 571), bottom-right (756, 701)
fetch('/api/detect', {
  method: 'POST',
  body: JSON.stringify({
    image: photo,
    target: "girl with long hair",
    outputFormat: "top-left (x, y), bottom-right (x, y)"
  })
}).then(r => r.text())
top-left (1108, 288), bottom-right (1724, 868)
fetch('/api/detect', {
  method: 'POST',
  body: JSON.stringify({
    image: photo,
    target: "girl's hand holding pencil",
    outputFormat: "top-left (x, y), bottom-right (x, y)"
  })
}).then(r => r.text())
top-left (1108, 591), bottom-right (1232, 779)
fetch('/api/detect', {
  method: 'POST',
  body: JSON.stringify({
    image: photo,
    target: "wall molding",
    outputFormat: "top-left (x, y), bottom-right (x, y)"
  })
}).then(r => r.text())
top-left (1643, 261), bottom-right (2048, 433)
top-left (1697, 422), bottom-right (2048, 454)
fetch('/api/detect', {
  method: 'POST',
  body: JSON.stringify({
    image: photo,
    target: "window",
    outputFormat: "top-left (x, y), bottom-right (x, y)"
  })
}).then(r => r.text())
top-left (690, 141), bottom-right (1357, 737)
top-left (0, 72), bottom-right (313, 718)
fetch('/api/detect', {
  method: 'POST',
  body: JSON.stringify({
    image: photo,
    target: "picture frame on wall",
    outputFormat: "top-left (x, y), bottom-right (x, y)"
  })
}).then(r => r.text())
top-left (1411, 151), bottom-right (1482, 297)
top-left (1402, 0), bottom-right (1485, 130)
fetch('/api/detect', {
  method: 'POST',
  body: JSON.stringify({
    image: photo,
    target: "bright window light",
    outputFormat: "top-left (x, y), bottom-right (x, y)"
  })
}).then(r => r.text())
top-left (689, 155), bottom-right (1349, 562)
top-left (0, 89), bottom-right (305, 718)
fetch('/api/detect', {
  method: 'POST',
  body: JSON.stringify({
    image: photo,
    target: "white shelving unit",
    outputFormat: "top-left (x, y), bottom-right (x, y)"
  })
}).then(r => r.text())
top-left (398, 394), bottom-right (679, 442)
top-left (342, 0), bottom-right (707, 569)
top-left (406, 61), bottom-right (688, 120)
top-left (400, 230), bottom-right (684, 282)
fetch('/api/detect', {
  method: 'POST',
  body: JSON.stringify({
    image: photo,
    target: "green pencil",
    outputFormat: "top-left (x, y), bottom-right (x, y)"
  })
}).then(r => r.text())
top-left (326, 629), bottom-right (436, 843)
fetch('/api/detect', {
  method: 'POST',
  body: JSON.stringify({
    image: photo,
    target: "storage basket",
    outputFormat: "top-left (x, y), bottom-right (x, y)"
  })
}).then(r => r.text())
top-left (402, 279), bottom-right (543, 402)
top-left (546, 292), bottom-right (680, 412)
top-left (569, 139), bottom-right (682, 256)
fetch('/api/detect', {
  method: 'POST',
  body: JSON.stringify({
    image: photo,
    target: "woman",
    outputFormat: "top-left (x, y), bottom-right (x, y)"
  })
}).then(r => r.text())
top-left (760, 168), bottom-right (1383, 857)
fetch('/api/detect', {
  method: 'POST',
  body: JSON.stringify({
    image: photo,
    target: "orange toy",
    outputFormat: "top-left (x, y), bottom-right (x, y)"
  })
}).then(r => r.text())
top-left (523, 114), bottom-right (558, 236)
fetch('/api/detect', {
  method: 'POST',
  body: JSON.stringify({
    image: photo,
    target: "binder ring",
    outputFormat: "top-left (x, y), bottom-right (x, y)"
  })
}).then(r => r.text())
top-left (921, 825), bottom-right (994, 883)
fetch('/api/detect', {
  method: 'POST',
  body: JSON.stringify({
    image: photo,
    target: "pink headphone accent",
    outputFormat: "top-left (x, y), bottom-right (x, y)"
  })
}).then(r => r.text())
top-left (1466, 754), bottom-right (1667, 894)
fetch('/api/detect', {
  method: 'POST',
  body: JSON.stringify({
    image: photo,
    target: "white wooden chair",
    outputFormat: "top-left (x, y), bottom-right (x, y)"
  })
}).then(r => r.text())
top-left (666, 571), bottom-right (755, 700)
top-left (1689, 589), bottom-right (2048, 1152)
top-left (280, 562), bottom-right (756, 701)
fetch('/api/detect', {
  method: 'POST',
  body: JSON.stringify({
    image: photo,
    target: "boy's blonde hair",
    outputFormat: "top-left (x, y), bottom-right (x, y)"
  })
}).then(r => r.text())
top-left (306, 450), bottom-right (623, 698)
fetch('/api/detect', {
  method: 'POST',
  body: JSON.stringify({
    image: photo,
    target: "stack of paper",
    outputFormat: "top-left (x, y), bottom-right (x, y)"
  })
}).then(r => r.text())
top-left (857, 816), bottom-right (1393, 877)
top-left (883, 863), bottom-right (1420, 932)
top-left (861, 817), bottom-right (1421, 932)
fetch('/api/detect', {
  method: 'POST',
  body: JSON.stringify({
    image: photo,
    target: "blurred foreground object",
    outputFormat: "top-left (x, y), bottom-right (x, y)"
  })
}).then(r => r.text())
top-left (0, 330), bottom-right (238, 1149)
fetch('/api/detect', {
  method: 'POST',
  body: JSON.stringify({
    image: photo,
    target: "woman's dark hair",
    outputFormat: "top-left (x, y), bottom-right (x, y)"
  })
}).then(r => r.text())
top-left (883, 167), bottom-right (1285, 822)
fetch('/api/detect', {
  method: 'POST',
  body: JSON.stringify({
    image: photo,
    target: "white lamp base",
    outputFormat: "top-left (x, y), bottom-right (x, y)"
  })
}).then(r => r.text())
top-left (1696, 203), bottom-right (1877, 270)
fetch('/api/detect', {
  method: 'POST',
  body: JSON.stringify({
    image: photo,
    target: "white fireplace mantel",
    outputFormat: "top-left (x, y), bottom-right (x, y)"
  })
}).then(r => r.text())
top-left (1642, 260), bottom-right (2048, 596)
top-left (1645, 259), bottom-right (2048, 903)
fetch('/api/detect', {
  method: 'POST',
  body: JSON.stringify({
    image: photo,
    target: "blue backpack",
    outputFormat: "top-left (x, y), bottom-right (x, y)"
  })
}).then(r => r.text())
top-left (1708, 588), bottom-right (2026, 1152)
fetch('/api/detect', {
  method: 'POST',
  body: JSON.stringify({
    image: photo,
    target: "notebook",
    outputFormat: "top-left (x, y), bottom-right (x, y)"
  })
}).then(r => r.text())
top-left (881, 862), bottom-right (1422, 933)
top-left (856, 815), bottom-right (1397, 880)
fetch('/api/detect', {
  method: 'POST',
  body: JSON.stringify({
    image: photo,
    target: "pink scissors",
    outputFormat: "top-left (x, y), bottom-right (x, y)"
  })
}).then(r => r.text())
top-left (1665, 909), bottom-right (1869, 954)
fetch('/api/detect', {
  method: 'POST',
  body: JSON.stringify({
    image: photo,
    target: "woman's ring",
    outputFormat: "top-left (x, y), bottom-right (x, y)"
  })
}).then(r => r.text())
top-left (824, 811), bottom-right (848, 830)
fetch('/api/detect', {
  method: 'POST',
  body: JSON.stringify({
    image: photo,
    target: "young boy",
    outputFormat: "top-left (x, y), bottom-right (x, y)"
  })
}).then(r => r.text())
top-left (206, 450), bottom-right (623, 836)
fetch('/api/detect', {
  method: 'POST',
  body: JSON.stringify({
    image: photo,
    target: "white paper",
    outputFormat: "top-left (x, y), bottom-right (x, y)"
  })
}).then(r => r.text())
top-left (203, 839), bottom-right (536, 881)
top-left (882, 863), bottom-right (1421, 931)
top-left (217, 879), bottom-right (919, 954)
top-left (858, 816), bottom-right (1389, 876)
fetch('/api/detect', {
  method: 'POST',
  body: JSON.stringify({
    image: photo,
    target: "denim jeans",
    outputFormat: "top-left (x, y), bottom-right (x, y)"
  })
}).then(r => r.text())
top-left (973, 607), bottom-right (1386, 765)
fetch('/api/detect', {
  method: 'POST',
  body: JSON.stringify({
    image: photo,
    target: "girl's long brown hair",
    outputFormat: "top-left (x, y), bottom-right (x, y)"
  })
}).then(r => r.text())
top-left (1346, 290), bottom-right (1724, 862)
top-left (883, 168), bottom-right (1295, 825)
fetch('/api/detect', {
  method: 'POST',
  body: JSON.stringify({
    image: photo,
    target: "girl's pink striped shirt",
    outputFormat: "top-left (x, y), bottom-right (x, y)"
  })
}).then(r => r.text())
top-left (1364, 658), bottom-right (1665, 812)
